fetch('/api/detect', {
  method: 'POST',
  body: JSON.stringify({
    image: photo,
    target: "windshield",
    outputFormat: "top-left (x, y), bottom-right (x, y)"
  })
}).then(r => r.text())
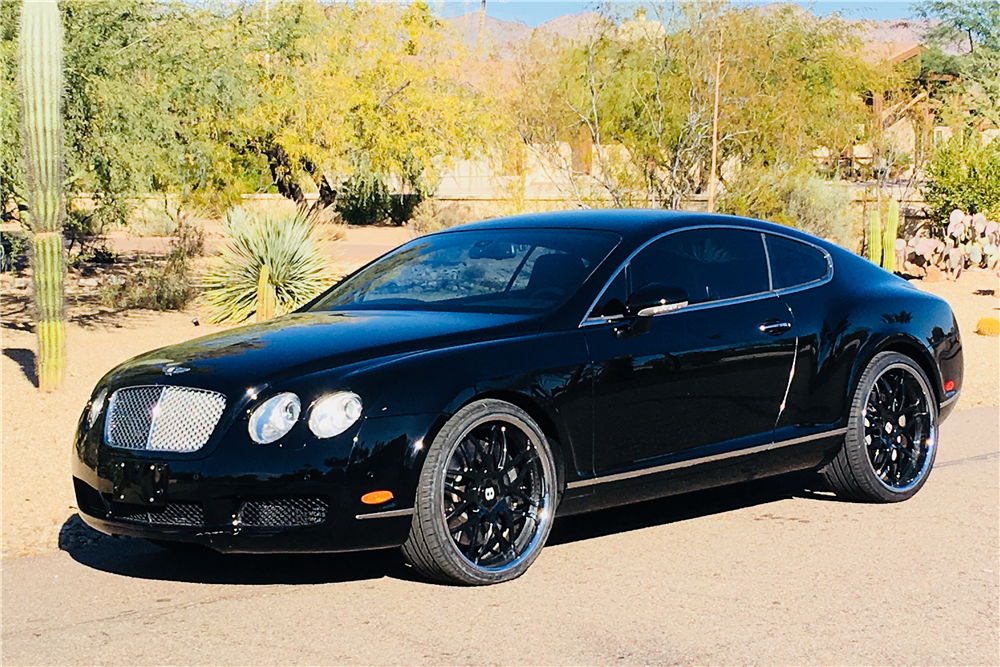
top-left (308, 228), bottom-right (620, 315)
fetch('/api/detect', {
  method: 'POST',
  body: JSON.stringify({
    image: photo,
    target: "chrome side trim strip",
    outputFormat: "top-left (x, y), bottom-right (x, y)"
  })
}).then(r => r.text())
top-left (939, 392), bottom-right (961, 408)
top-left (760, 231), bottom-right (774, 290)
top-left (355, 507), bottom-right (415, 520)
top-left (566, 427), bottom-right (848, 489)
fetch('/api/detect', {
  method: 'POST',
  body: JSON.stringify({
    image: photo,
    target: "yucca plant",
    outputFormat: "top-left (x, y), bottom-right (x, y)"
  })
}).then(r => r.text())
top-left (202, 207), bottom-right (334, 324)
top-left (18, 0), bottom-right (67, 391)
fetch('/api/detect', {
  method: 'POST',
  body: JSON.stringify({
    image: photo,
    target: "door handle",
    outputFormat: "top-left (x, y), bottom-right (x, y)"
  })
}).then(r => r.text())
top-left (759, 319), bottom-right (792, 336)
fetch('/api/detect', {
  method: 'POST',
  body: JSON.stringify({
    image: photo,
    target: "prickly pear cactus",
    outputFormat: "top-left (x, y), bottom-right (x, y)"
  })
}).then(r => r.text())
top-left (18, 0), bottom-right (66, 391)
top-left (867, 210), bottom-right (882, 266)
top-left (882, 200), bottom-right (899, 273)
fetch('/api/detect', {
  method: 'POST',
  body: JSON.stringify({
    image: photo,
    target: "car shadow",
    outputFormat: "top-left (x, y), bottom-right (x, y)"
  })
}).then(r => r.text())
top-left (58, 514), bottom-right (411, 585)
top-left (547, 471), bottom-right (836, 546)
top-left (60, 472), bottom-right (838, 585)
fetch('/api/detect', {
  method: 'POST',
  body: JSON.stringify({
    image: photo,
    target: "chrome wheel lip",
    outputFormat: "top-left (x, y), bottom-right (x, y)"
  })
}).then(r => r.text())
top-left (863, 362), bottom-right (937, 493)
top-left (436, 413), bottom-right (554, 575)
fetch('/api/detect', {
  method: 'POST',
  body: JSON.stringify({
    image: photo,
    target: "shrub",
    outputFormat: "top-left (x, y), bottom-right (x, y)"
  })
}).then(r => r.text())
top-left (99, 256), bottom-right (195, 311)
top-left (408, 199), bottom-right (481, 236)
top-left (924, 134), bottom-right (1000, 226)
top-left (721, 171), bottom-right (856, 248)
top-left (0, 230), bottom-right (29, 272)
top-left (335, 170), bottom-right (426, 227)
top-left (97, 224), bottom-right (204, 311)
top-left (785, 178), bottom-right (856, 249)
top-left (201, 206), bottom-right (334, 323)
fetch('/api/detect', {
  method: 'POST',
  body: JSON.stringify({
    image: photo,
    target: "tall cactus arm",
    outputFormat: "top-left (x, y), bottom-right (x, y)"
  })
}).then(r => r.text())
top-left (882, 200), bottom-right (899, 273)
top-left (19, 0), bottom-right (66, 391)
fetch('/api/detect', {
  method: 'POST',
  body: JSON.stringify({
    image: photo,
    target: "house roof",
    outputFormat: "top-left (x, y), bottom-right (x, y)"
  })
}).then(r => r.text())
top-left (861, 41), bottom-right (925, 65)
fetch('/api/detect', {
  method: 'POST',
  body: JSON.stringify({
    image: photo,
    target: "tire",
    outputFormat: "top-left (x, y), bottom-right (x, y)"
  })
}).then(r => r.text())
top-left (402, 399), bottom-right (558, 585)
top-left (822, 351), bottom-right (938, 502)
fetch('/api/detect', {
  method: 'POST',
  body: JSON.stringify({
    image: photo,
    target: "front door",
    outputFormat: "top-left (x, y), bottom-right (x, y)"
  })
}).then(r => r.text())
top-left (584, 227), bottom-right (796, 474)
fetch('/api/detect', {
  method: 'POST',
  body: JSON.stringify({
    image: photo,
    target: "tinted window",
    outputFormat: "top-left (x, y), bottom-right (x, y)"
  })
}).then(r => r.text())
top-left (589, 267), bottom-right (628, 318)
top-left (766, 235), bottom-right (829, 290)
top-left (630, 228), bottom-right (769, 305)
top-left (309, 229), bottom-right (620, 315)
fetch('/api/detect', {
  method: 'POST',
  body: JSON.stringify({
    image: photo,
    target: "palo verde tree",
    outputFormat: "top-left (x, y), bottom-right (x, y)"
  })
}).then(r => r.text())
top-left (243, 1), bottom-right (492, 219)
top-left (497, 2), bottom-right (890, 216)
top-left (915, 0), bottom-right (1000, 128)
top-left (18, 0), bottom-right (67, 390)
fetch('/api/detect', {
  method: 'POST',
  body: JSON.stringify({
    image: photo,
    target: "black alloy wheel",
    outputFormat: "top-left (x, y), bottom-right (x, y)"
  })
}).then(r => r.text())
top-left (822, 351), bottom-right (938, 502)
top-left (402, 399), bottom-right (557, 585)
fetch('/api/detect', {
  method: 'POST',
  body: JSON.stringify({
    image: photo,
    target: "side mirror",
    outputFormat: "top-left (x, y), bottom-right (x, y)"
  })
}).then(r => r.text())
top-left (628, 284), bottom-right (689, 317)
top-left (616, 284), bottom-right (688, 339)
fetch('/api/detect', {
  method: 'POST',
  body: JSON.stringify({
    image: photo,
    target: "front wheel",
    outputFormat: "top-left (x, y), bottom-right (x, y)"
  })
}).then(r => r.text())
top-left (822, 352), bottom-right (938, 502)
top-left (402, 399), bottom-right (558, 585)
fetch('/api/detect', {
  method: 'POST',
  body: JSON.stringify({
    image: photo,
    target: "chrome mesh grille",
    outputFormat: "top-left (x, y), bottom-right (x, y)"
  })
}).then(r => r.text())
top-left (113, 502), bottom-right (205, 526)
top-left (106, 386), bottom-right (226, 453)
top-left (238, 498), bottom-right (328, 527)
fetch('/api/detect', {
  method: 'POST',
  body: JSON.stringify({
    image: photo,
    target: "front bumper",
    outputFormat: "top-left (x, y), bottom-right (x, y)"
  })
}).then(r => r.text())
top-left (72, 413), bottom-right (443, 553)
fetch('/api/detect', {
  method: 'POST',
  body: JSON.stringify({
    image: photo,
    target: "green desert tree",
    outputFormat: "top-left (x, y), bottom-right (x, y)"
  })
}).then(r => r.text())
top-left (915, 0), bottom-right (1000, 127)
top-left (499, 2), bottom-right (889, 214)
top-left (242, 0), bottom-right (492, 217)
top-left (1, 0), bottom-right (22, 221)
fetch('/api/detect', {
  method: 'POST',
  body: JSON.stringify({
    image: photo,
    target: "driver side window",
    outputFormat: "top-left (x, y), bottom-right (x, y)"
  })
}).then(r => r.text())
top-left (629, 228), bottom-right (769, 305)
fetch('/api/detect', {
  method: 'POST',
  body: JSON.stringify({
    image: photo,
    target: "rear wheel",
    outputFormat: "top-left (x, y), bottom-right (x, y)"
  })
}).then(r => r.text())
top-left (402, 399), bottom-right (557, 585)
top-left (822, 352), bottom-right (938, 502)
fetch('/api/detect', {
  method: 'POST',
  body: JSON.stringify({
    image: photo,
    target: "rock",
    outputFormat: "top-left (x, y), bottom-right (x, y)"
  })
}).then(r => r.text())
top-left (78, 278), bottom-right (99, 288)
top-left (924, 265), bottom-right (943, 282)
top-left (13, 277), bottom-right (30, 289)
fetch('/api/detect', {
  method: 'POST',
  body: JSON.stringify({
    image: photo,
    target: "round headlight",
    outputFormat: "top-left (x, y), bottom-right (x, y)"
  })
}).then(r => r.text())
top-left (249, 392), bottom-right (301, 444)
top-left (87, 388), bottom-right (108, 429)
top-left (308, 391), bottom-right (363, 439)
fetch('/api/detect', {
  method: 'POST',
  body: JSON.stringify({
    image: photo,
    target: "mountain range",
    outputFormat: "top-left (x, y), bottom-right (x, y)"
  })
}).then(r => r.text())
top-left (441, 8), bottom-right (957, 58)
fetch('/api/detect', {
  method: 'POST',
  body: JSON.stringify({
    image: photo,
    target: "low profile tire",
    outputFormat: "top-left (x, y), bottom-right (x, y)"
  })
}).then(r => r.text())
top-left (402, 399), bottom-right (558, 585)
top-left (822, 351), bottom-right (938, 502)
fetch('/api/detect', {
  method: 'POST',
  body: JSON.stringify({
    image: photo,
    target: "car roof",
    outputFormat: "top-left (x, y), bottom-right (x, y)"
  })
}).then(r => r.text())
top-left (432, 209), bottom-right (817, 246)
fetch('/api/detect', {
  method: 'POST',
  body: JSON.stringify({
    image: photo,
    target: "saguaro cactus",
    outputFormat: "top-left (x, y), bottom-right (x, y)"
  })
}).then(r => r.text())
top-left (19, 0), bottom-right (67, 391)
top-left (882, 200), bottom-right (899, 273)
top-left (867, 210), bottom-right (882, 267)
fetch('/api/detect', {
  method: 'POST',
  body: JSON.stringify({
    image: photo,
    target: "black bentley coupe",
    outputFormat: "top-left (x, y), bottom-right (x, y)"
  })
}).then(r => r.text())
top-left (72, 211), bottom-right (963, 585)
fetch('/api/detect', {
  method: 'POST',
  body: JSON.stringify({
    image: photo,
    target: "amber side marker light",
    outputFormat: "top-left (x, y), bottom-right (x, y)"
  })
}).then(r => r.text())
top-left (944, 380), bottom-right (955, 392)
top-left (361, 490), bottom-right (394, 505)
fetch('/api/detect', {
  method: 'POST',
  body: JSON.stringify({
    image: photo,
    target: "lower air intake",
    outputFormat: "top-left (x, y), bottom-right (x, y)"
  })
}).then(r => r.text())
top-left (113, 502), bottom-right (205, 527)
top-left (238, 498), bottom-right (328, 527)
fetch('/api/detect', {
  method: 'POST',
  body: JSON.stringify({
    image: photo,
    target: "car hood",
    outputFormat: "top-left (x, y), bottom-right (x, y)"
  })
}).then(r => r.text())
top-left (104, 310), bottom-right (536, 391)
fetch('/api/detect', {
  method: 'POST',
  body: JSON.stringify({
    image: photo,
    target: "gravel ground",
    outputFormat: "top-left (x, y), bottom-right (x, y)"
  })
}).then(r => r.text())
top-left (1, 253), bottom-right (997, 560)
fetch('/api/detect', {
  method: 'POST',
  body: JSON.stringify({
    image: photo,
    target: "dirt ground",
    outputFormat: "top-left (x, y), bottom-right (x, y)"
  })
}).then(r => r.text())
top-left (1, 229), bottom-right (997, 559)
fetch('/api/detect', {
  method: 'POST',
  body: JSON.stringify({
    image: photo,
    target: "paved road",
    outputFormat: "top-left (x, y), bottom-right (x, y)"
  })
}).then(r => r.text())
top-left (3, 407), bottom-right (997, 666)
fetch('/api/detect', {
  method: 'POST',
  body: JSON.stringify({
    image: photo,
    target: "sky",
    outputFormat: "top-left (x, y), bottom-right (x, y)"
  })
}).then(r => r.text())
top-left (435, 1), bottom-right (921, 26)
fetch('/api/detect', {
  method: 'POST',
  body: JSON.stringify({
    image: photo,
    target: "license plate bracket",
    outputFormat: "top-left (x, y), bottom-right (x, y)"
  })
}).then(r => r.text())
top-left (112, 461), bottom-right (168, 506)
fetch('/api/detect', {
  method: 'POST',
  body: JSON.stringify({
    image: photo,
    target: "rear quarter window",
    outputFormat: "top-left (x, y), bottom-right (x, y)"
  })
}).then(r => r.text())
top-left (766, 235), bottom-right (830, 290)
